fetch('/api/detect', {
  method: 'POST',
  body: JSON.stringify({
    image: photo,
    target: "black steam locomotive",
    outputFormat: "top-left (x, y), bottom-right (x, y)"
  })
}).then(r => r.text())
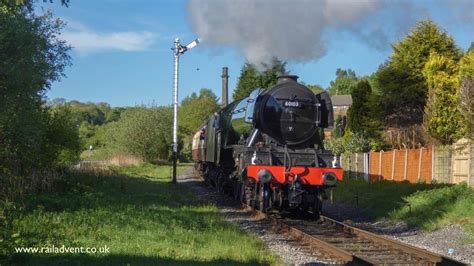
top-left (192, 75), bottom-right (342, 217)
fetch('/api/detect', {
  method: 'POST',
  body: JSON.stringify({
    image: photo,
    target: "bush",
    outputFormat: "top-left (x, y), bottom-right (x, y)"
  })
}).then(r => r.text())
top-left (105, 107), bottom-right (173, 162)
top-left (324, 130), bottom-right (370, 156)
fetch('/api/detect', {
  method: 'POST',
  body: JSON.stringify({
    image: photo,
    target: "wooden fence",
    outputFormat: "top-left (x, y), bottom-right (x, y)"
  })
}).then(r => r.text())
top-left (341, 140), bottom-right (472, 186)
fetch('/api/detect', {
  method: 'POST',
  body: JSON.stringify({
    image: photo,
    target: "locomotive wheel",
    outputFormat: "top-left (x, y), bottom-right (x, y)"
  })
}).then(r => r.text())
top-left (232, 181), bottom-right (240, 200)
top-left (239, 182), bottom-right (245, 203)
top-left (258, 183), bottom-right (264, 212)
top-left (245, 183), bottom-right (253, 206)
top-left (313, 195), bottom-right (323, 220)
top-left (217, 175), bottom-right (224, 194)
top-left (277, 190), bottom-right (284, 211)
top-left (252, 183), bottom-right (258, 209)
top-left (258, 183), bottom-right (270, 212)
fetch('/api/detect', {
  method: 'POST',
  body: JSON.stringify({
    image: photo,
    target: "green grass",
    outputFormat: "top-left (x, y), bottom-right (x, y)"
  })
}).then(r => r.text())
top-left (333, 177), bottom-right (474, 242)
top-left (0, 164), bottom-right (280, 265)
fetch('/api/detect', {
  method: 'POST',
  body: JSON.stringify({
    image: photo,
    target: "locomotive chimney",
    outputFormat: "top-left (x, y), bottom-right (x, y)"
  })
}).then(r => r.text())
top-left (277, 75), bottom-right (299, 84)
top-left (221, 67), bottom-right (229, 106)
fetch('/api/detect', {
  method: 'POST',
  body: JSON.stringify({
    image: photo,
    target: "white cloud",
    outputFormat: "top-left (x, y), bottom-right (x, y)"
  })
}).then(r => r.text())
top-left (62, 21), bottom-right (156, 54)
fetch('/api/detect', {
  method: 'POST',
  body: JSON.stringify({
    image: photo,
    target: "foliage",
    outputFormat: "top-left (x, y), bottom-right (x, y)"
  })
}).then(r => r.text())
top-left (389, 183), bottom-right (474, 240)
top-left (422, 51), bottom-right (462, 144)
top-left (347, 80), bottom-right (376, 134)
top-left (178, 88), bottom-right (219, 136)
top-left (305, 84), bottom-right (324, 94)
top-left (49, 99), bottom-right (125, 150)
top-left (0, 165), bottom-right (280, 264)
top-left (459, 51), bottom-right (474, 139)
top-left (232, 59), bottom-right (286, 100)
top-left (332, 178), bottom-right (474, 242)
top-left (374, 20), bottom-right (462, 127)
top-left (327, 68), bottom-right (359, 95)
top-left (44, 105), bottom-right (81, 167)
top-left (324, 130), bottom-right (370, 156)
top-left (105, 107), bottom-right (173, 162)
top-left (0, 2), bottom-right (73, 173)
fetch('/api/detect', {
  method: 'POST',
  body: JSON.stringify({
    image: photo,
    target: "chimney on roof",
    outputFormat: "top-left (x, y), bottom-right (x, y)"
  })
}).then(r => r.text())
top-left (221, 67), bottom-right (229, 106)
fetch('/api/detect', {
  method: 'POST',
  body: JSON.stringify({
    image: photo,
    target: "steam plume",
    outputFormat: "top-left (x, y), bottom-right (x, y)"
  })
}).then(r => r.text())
top-left (188, 0), bottom-right (472, 69)
top-left (188, 0), bottom-right (385, 68)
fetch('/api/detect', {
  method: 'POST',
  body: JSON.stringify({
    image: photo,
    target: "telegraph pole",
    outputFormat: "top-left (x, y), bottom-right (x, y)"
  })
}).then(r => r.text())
top-left (171, 37), bottom-right (200, 184)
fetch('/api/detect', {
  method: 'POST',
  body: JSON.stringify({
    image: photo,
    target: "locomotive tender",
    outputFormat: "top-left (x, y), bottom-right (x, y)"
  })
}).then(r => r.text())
top-left (192, 75), bottom-right (343, 217)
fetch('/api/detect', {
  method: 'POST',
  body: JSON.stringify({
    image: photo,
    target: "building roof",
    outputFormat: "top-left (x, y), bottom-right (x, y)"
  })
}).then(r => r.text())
top-left (331, 95), bottom-right (352, 106)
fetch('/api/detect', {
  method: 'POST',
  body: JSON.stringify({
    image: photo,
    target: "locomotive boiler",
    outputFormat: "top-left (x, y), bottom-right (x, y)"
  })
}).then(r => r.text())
top-left (192, 75), bottom-right (343, 217)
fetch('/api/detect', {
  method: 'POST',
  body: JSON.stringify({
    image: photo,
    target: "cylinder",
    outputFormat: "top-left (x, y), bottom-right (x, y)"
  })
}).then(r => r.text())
top-left (221, 67), bottom-right (229, 106)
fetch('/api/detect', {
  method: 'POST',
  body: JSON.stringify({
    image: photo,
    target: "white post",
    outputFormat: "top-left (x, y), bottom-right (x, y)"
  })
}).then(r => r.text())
top-left (172, 38), bottom-right (180, 184)
top-left (355, 153), bottom-right (358, 179)
top-left (468, 143), bottom-right (472, 186)
top-left (418, 147), bottom-right (423, 182)
top-left (432, 145), bottom-right (435, 183)
top-left (391, 150), bottom-right (396, 180)
top-left (404, 149), bottom-right (408, 181)
top-left (379, 151), bottom-right (383, 181)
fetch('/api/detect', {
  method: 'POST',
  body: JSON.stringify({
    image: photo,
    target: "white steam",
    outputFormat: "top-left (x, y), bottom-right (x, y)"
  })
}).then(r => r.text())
top-left (187, 0), bottom-right (384, 68)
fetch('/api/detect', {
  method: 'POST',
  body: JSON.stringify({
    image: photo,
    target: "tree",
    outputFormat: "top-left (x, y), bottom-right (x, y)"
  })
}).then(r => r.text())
top-left (233, 59), bottom-right (286, 100)
top-left (459, 51), bottom-right (474, 140)
top-left (43, 105), bottom-right (81, 167)
top-left (179, 88), bottom-right (219, 136)
top-left (106, 107), bottom-right (173, 162)
top-left (375, 20), bottom-right (462, 127)
top-left (467, 42), bottom-right (474, 53)
top-left (0, 2), bottom-right (72, 173)
top-left (347, 80), bottom-right (377, 134)
top-left (423, 51), bottom-right (462, 144)
top-left (327, 68), bottom-right (359, 95)
top-left (306, 84), bottom-right (324, 94)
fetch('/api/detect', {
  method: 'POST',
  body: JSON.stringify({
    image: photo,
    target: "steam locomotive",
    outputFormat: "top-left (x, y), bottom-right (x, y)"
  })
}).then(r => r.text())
top-left (192, 75), bottom-right (343, 217)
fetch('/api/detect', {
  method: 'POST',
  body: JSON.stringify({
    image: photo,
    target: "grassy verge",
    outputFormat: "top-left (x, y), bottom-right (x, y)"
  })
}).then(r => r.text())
top-left (0, 164), bottom-right (280, 265)
top-left (332, 177), bottom-right (474, 242)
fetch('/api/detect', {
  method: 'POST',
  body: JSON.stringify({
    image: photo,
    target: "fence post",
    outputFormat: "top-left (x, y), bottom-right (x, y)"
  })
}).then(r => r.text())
top-left (364, 153), bottom-right (369, 182)
top-left (432, 145), bottom-right (436, 183)
top-left (468, 142), bottom-right (472, 186)
top-left (418, 147), bottom-right (423, 182)
top-left (379, 151), bottom-right (383, 181)
top-left (355, 153), bottom-right (359, 179)
top-left (391, 150), bottom-right (396, 180)
top-left (404, 149), bottom-right (408, 181)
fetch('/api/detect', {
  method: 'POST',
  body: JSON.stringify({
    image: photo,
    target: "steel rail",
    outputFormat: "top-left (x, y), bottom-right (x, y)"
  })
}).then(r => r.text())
top-left (320, 215), bottom-right (466, 266)
top-left (244, 205), bottom-right (466, 265)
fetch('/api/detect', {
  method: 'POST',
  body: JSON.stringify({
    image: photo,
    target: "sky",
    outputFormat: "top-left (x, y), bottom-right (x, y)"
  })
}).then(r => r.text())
top-left (39, 0), bottom-right (473, 107)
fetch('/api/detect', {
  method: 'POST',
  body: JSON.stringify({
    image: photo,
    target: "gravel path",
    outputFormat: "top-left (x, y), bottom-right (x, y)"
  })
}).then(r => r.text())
top-left (323, 201), bottom-right (474, 265)
top-left (178, 168), bottom-right (342, 265)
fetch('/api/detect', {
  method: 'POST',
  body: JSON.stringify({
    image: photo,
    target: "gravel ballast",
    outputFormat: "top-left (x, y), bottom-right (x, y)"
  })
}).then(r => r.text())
top-left (179, 168), bottom-right (473, 265)
top-left (323, 201), bottom-right (473, 265)
top-left (178, 168), bottom-right (341, 265)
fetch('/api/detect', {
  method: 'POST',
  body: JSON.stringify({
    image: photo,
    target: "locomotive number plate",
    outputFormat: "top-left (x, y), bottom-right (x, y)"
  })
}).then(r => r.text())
top-left (284, 101), bottom-right (302, 108)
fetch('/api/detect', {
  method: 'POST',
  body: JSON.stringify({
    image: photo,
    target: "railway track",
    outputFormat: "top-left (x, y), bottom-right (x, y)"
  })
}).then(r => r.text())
top-left (247, 206), bottom-right (466, 265)
top-left (194, 171), bottom-right (467, 265)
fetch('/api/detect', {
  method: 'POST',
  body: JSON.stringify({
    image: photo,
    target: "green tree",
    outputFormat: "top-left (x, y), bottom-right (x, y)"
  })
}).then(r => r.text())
top-left (327, 68), bottom-right (359, 95)
top-left (423, 52), bottom-right (462, 144)
top-left (306, 84), bottom-right (324, 94)
top-left (233, 59), bottom-right (286, 100)
top-left (347, 80), bottom-right (379, 135)
top-left (106, 107), bottom-right (173, 162)
top-left (375, 20), bottom-right (462, 127)
top-left (459, 51), bottom-right (474, 140)
top-left (0, 2), bottom-right (71, 173)
top-left (44, 105), bottom-right (81, 167)
top-left (467, 42), bottom-right (474, 53)
top-left (179, 88), bottom-right (219, 136)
